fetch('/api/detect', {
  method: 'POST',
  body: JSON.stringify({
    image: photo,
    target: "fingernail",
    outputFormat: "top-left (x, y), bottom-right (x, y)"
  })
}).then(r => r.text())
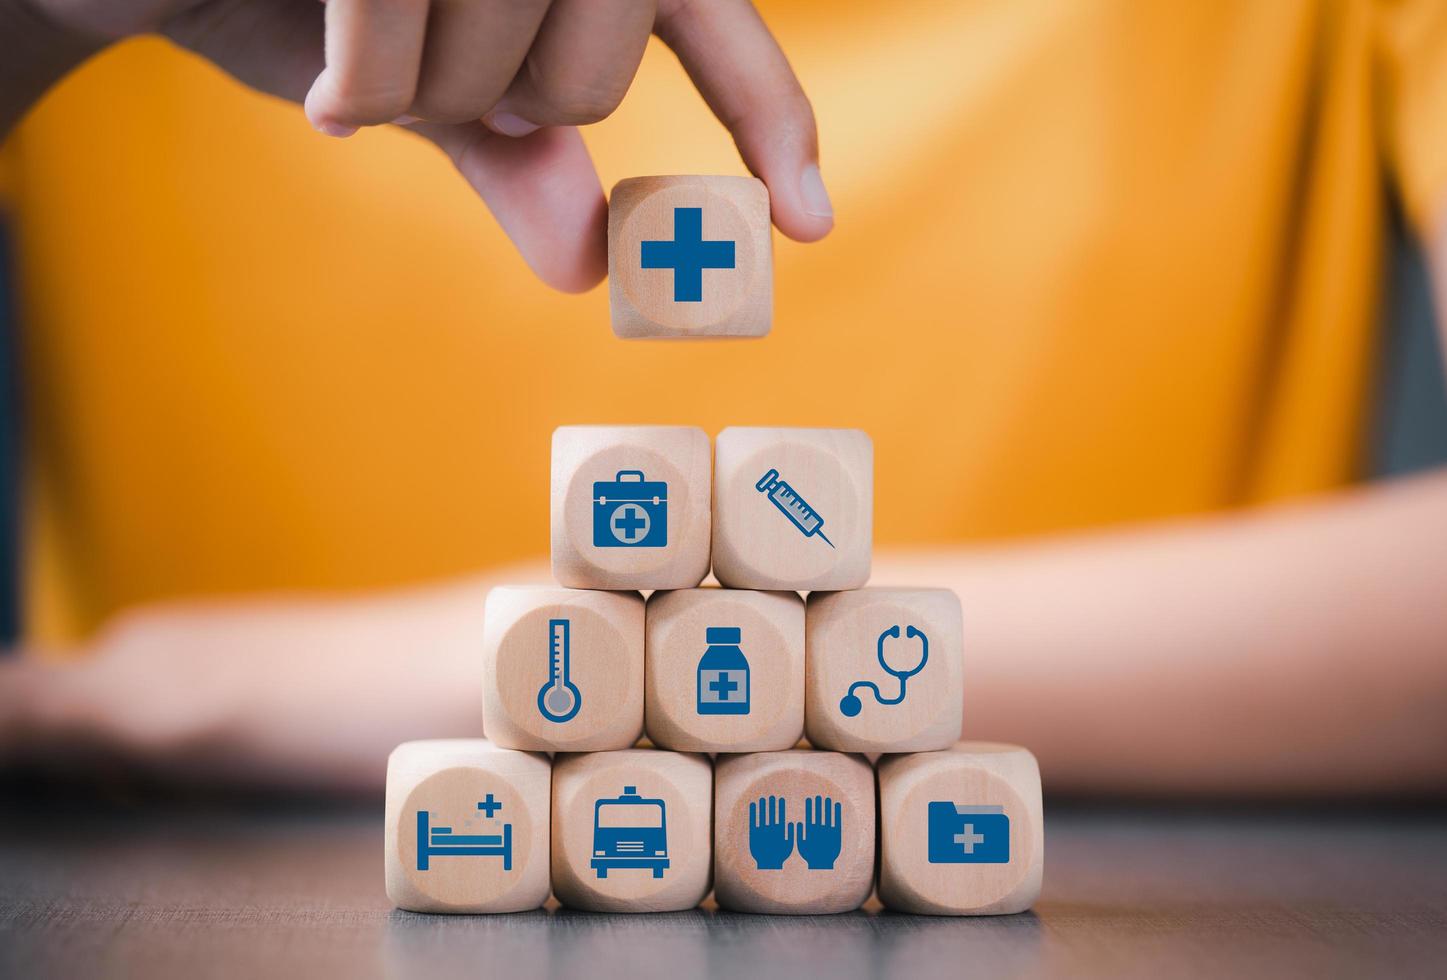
top-left (485, 111), bottom-right (540, 138)
top-left (800, 163), bottom-right (833, 219)
top-left (392, 114), bottom-right (419, 125)
top-left (315, 119), bottom-right (358, 139)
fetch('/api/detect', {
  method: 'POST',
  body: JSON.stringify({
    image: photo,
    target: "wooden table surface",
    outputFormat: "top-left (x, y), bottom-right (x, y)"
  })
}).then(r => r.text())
top-left (2, 792), bottom-right (1444, 979)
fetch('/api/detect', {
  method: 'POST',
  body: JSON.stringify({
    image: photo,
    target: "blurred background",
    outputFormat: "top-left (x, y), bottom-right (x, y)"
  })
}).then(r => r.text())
top-left (1, 2), bottom-right (1444, 653)
top-left (2, 4), bottom-right (1447, 975)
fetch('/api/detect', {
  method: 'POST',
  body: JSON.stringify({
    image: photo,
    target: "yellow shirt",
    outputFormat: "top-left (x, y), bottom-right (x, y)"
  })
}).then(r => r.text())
top-left (5, 0), bottom-right (1447, 643)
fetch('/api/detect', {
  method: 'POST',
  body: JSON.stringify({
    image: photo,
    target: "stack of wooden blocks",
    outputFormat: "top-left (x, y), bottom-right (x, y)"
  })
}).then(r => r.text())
top-left (384, 178), bottom-right (1043, 918)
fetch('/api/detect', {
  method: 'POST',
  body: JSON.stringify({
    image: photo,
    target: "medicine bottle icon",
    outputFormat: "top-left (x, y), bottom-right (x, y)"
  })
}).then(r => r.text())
top-left (697, 627), bottom-right (750, 715)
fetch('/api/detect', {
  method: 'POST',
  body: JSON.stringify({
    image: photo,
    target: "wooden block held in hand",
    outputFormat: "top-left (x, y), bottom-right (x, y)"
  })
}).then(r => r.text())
top-left (608, 176), bottom-right (772, 339)
top-left (551, 749), bottom-right (713, 912)
top-left (805, 588), bottom-right (964, 752)
top-left (713, 750), bottom-right (875, 914)
top-left (385, 739), bottom-right (551, 913)
top-left (712, 427), bottom-right (872, 591)
top-left (552, 425), bottom-right (712, 590)
top-left (482, 586), bottom-right (643, 752)
top-left (645, 588), bottom-right (805, 753)
top-left (877, 742), bottom-right (1043, 916)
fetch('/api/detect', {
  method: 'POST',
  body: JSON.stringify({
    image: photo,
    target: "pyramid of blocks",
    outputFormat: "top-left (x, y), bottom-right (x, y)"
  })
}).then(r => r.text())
top-left (384, 178), bottom-right (1044, 917)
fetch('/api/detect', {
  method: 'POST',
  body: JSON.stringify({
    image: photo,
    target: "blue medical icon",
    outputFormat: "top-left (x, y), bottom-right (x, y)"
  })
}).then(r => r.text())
top-left (748, 796), bottom-right (795, 870)
top-left (697, 627), bottom-right (750, 715)
top-left (416, 796), bottom-right (513, 871)
top-left (593, 470), bottom-right (668, 548)
top-left (755, 468), bottom-right (835, 548)
top-left (537, 618), bottom-right (582, 724)
top-left (839, 625), bottom-right (929, 717)
top-left (796, 795), bottom-right (843, 870)
top-left (747, 795), bottom-right (843, 871)
top-left (927, 803), bottom-right (1010, 864)
top-left (592, 786), bottom-right (669, 879)
top-left (641, 206), bottom-right (736, 302)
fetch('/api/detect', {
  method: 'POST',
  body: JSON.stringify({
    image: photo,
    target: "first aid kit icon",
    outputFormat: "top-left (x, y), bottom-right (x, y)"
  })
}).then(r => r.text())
top-left (593, 470), bottom-right (668, 548)
top-left (927, 803), bottom-right (1010, 864)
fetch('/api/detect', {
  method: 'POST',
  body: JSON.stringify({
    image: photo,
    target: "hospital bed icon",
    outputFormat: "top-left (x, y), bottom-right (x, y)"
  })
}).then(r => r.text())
top-left (415, 794), bottom-right (514, 871)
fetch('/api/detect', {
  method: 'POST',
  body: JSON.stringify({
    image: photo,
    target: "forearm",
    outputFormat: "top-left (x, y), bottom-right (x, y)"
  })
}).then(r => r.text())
top-left (0, 0), bottom-right (105, 139)
top-left (877, 470), bottom-right (1447, 796)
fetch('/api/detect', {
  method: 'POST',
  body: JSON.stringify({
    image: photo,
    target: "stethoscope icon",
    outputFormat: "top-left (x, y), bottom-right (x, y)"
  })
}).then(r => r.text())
top-left (838, 625), bottom-right (929, 717)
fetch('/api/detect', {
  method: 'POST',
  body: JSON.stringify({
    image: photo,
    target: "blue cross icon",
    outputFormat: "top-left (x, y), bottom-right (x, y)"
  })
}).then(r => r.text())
top-left (611, 504), bottom-right (649, 543)
top-left (709, 674), bottom-right (740, 699)
top-left (477, 794), bottom-right (503, 818)
top-left (641, 207), bottom-right (735, 302)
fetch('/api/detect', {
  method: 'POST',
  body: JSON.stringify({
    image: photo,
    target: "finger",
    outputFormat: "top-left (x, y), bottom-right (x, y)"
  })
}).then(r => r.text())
top-left (833, 800), bottom-right (841, 827)
top-left (305, 0), bottom-right (430, 135)
top-left (411, 122), bottom-right (607, 292)
top-left (654, 0), bottom-right (832, 242)
top-left (410, 0), bottom-right (550, 124)
top-left (485, 0), bottom-right (655, 133)
top-left (749, 799), bottom-right (757, 827)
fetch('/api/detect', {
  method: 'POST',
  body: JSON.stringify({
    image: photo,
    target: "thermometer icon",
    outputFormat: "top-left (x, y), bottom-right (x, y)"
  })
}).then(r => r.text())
top-left (537, 618), bottom-right (582, 723)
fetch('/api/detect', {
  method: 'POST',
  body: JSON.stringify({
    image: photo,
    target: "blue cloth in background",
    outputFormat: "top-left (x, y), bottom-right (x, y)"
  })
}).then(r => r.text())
top-left (1373, 208), bottom-right (1447, 477)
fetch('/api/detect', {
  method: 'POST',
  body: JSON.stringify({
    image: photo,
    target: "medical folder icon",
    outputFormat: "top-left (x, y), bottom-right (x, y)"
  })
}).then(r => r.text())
top-left (927, 803), bottom-right (1010, 864)
top-left (592, 470), bottom-right (669, 548)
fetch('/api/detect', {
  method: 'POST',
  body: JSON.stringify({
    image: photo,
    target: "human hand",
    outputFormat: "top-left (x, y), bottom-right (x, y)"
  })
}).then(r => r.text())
top-left (20, 0), bottom-right (833, 293)
top-left (0, 575), bottom-right (505, 793)
top-left (748, 795), bottom-right (795, 870)
top-left (794, 794), bottom-right (841, 870)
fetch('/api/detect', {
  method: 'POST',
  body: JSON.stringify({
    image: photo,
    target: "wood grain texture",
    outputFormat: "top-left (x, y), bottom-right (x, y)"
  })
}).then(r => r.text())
top-left (608, 176), bottom-right (772, 339)
top-left (482, 587), bottom-right (644, 752)
top-left (712, 427), bottom-right (872, 591)
top-left (551, 426), bottom-right (712, 591)
top-left (713, 750), bottom-right (875, 914)
top-left (384, 739), bottom-right (551, 913)
top-left (645, 588), bottom-right (805, 753)
top-left (551, 750), bottom-right (713, 913)
top-left (7, 799), bottom-right (1447, 977)
top-left (805, 588), bottom-right (964, 752)
top-left (877, 742), bottom-right (1043, 915)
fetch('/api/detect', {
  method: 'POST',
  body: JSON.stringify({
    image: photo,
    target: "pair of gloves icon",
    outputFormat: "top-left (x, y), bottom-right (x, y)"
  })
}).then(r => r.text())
top-left (748, 795), bottom-right (843, 871)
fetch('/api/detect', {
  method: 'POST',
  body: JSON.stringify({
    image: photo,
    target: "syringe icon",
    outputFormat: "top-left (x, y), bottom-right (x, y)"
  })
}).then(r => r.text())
top-left (755, 468), bottom-right (836, 549)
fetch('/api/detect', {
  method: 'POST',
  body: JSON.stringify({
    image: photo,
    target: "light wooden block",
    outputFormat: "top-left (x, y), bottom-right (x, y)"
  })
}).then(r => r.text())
top-left (384, 739), bottom-right (551, 913)
top-left (713, 750), bottom-right (875, 914)
top-left (551, 749), bottom-right (713, 912)
top-left (877, 742), bottom-right (1043, 915)
top-left (482, 586), bottom-right (643, 752)
top-left (645, 588), bottom-right (805, 753)
top-left (608, 175), bottom-right (772, 339)
top-left (712, 427), bottom-right (872, 591)
top-left (552, 425), bottom-right (712, 591)
top-left (805, 588), bottom-right (964, 753)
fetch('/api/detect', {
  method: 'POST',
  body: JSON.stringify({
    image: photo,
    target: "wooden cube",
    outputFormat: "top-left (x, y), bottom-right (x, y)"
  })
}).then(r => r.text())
top-left (384, 739), bottom-right (551, 913)
top-left (805, 588), bottom-right (964, 753)
top-left (712, 427), bottom-right (872, 591)
top-left (482, 586), bottom-right (643, 752)
top-left (551, 749), bottom-right (713, 912)
top-left (608, 176), bottom-right (772, 339)
top-left (552, 425), bottom-right (712, 591)
top-left (877, 742), bottom-right (1043, 915)
top-left (713, 750), bottom-right (875, 914)
top-left (645, 588), bottom-right (805, 753)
